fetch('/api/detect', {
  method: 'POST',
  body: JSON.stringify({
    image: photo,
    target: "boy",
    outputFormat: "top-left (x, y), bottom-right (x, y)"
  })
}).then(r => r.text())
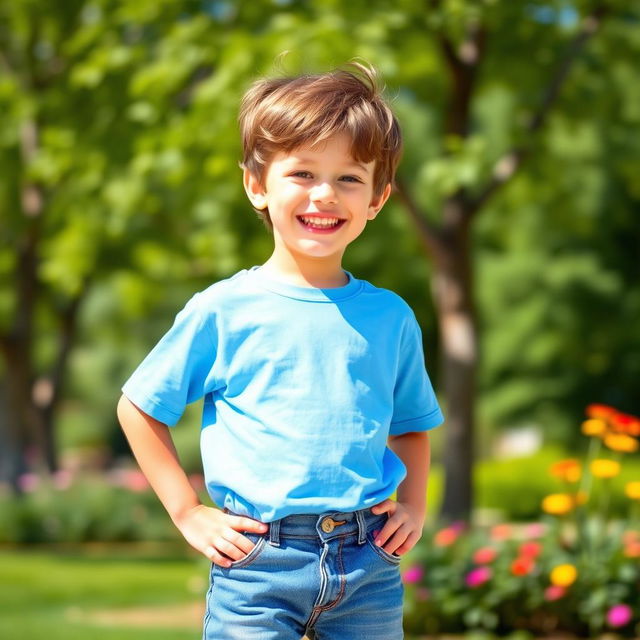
top-left (117, 62), bottom-right (444, 640)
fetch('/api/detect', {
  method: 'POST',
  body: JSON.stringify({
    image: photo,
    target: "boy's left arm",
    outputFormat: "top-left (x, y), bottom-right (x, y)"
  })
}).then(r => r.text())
top-left (371, 430), bottom-right (430, 556)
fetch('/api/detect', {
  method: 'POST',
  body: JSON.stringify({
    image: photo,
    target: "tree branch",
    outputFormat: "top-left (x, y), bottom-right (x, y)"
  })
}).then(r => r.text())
top-left (467, 3), bottom-right (610, 217)
top-left (394, 177), bottom-right (448, 263)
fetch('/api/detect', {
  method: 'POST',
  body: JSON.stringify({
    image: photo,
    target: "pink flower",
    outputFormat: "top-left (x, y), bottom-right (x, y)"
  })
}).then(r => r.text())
top-left (544, 585), bottom-right (566, 601)
top-left (607, 604), bottom-right (633, 628)
top-left (472, 546), bottom-right (497, 564)
top-left (465, 566), bottom-right (492, 588)
top-left (449, 520), bottom-right (467, 533)
top-left (525, 523), bottom-right (546, 538)
top-left (53, 470), bottom-right (73, 491)
top-left (18, 473), bottom-right (39, 493)
top-left (402, 565), bottom-right (424, 584)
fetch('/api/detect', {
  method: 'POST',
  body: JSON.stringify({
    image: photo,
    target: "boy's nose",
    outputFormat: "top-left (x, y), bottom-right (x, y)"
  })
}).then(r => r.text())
top-left (310, 182), bottom-right (337, 204)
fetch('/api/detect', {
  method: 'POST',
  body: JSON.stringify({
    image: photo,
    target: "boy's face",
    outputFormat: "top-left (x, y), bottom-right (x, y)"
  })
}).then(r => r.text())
top-left (244, 133), bottom-right (391, 269)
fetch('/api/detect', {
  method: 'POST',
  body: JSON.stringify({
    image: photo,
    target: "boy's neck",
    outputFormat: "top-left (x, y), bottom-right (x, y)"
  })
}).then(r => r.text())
top-left (260, 253), bottom-right (349, 289)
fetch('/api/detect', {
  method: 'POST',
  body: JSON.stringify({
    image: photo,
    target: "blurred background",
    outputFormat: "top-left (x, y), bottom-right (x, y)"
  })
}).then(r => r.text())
top-left (1, 0), bottom-right (639, 638)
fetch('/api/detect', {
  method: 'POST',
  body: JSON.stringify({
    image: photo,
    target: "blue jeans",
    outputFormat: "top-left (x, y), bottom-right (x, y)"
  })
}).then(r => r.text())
top-left (203, 508), bottom-right (404, 639)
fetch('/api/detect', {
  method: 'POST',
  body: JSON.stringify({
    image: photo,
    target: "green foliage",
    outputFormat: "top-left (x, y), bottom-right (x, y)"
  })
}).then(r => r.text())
top-left (2, 0), bottom-right (639, 478)
top-left (476, 447), bottom-right (640, 521)
top-left (0, 475), bottom-right (182, 543)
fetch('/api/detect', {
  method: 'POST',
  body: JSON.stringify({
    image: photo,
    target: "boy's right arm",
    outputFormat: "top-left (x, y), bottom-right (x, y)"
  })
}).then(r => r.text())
top-left (116, 395), bottom-right (267, 567)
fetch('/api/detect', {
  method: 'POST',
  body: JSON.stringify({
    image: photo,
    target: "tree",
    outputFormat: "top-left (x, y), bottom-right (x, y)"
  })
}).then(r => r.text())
top-left (2, 1), bottom-right (638, 524)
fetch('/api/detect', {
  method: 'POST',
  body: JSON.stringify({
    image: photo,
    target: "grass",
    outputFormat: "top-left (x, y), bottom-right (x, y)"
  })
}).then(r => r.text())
top-left (0, 544), bottom-right (206, 640)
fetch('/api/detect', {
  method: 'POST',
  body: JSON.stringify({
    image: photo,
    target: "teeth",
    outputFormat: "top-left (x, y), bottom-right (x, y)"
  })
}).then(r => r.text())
top-left (300, 216), bottom-right (341, 227)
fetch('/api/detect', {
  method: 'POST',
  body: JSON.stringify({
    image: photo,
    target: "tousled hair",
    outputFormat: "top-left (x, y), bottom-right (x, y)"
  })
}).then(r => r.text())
top-left (239, 61), bottom-right (402, 230)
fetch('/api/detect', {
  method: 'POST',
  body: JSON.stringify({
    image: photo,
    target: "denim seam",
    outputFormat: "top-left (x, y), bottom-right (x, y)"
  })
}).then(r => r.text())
top-left (315, 536), bottom-right (346, 612)
top-left (306, 542), bottom-right (330, 628)
top-left (202, 564), bottom-right (215, 640)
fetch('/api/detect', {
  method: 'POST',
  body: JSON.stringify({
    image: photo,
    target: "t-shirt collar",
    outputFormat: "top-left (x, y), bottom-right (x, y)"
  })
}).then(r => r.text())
top-left (248, 265), bottom-right (363, 302)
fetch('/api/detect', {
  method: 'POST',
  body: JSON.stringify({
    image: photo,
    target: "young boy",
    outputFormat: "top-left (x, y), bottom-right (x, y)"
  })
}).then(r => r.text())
top-left (117, 62), bottom-right (443, 640)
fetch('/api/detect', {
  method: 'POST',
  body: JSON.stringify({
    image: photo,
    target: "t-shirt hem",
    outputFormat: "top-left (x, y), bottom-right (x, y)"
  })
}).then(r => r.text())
top-left (121, 385), bottom-right (182, 427)
top-left (389, 407), bottom-right (444, 435)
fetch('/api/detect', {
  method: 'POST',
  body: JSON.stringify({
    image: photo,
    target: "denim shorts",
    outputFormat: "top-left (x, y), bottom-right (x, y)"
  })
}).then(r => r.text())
top-left (202, 508), bottom-right (404, 639)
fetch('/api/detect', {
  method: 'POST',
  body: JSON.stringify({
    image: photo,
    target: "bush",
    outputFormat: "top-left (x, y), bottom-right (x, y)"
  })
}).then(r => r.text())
top-left (0, 470), bottom-right (206, 544)
top-left (403, 405), bottom-right (640, 637)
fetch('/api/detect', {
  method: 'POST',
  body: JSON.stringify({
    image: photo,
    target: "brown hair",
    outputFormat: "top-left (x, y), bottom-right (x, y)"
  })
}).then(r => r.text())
top-left (239, 61), bottom-right (402, 230)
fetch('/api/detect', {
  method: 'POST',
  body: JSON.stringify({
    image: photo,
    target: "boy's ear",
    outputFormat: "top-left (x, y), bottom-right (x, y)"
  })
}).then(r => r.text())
top-left (367, 183), bottom-right (392, 220)
top-left (243, 168), bottom-right (268, 210)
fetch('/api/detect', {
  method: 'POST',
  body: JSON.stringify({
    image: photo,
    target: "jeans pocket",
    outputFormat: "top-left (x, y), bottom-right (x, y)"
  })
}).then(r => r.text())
top-left (366, 533), bottom-right (402, 565)
top-left (228, 533), bottom-right (267, 569)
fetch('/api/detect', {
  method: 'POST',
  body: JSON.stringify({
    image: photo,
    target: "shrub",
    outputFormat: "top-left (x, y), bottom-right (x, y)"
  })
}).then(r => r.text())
top-left (404, 405), bottom-right (640, 637)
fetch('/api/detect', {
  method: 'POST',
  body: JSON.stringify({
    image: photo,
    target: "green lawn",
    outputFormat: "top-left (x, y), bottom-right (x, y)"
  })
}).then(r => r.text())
top-left (0, 545), bottom-right (207, 640)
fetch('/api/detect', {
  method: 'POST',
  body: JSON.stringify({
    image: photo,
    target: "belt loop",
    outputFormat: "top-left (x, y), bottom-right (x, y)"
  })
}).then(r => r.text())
top-left (269, 518), bottom-right (281, 547)
top-left (355, 510), bottom-right (367, 544)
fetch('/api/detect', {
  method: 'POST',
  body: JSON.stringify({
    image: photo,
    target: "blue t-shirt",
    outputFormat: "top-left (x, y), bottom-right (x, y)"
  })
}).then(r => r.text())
top-left (122, 266), bottom-right (443, 522)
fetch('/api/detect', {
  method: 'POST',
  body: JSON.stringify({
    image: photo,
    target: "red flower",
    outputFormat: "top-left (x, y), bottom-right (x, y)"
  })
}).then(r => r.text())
top-left (611, 412), bottom-right (640, 436)
top-left (511, 555), bottom-right (535, 576)
top-left (518, 541), bottom-right (542, 558)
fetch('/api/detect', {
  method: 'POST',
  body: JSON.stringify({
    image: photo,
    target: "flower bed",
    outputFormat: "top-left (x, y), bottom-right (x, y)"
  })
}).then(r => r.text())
top-left (403, 405), bottom-right (640, 637)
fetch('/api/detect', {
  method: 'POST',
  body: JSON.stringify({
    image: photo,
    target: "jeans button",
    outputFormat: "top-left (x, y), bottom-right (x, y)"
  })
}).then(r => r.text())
top-left (321, 518), bottom-right (335, 533)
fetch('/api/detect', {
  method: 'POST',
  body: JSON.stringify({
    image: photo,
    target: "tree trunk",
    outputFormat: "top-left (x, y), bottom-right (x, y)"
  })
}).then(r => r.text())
top-left (431, 209), bottom-right (477, 522)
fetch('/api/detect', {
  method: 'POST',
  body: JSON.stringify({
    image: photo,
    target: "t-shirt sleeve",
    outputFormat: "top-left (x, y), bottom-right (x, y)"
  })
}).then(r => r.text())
top-left (121, 293), bottom-right (217, 426)
top-left (389, 312), bottom-right (444, 435)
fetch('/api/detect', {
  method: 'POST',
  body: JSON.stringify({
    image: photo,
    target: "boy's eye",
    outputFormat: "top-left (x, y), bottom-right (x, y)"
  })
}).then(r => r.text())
top-left (340, 175), bottom-right (363, 184)
top-left (291, 171), bottom-right (312, 179)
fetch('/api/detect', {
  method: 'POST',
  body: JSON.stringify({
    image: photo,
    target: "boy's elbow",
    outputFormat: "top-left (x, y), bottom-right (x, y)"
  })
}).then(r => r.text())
top-left (117, 394), bottom-right (135, 427)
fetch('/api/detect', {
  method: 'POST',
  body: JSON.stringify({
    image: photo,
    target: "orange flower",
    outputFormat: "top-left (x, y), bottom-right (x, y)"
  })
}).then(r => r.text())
top-left (434, 527), bottom-right (459, 547)
top-left (511, 555), bottom-right (535, 576)
top-left (625, 482), bottom-right (640, 500)
top-left (573, 491), bottom-right (588, 506)
top-left (581, 419), bottom-right (608, 437)
top-left (623, 542), bottom-right (640, 558)
top-left (586, 404), bottom-right (618, 421)
top-left (622, 530), bottom-right (639, 545)
top-left (604, 434), bottom-right (639, 453)
top-left (490, 524), bottom-right (513, 541)
top-left (590, 459), bottom-right (621, 479)
top-left (542, 493), bottom-right (574, 515)
top-left (550, 564), bottom-right (577, 587)
top-left (550, 459), bottom-right (582, 483)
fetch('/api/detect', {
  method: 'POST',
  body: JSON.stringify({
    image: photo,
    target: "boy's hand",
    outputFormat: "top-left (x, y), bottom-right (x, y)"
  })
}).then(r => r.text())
top-left (174, 504), bottom-right (268, 567)
top-left (370, 499), bottom-right (425, 556)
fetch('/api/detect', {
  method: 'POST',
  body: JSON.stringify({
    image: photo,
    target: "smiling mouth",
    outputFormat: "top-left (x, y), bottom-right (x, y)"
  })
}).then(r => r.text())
top-left (296, 215), bottom-right (345, 231)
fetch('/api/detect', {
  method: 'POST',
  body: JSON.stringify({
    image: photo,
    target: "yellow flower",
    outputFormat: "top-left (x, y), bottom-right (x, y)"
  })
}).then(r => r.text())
top-left (604, 434), bottom-right (639, 453)
top-left (550, 564), bottom-right (578, 587)
top-left (625, 482), bottom-right (640, 500)
top-left (581, 419), bottom-right (607, 437)
top-left (550, 459), bottom-right (581, 483)
top-left (590, 459), bottom-right (621, 479)
top-left (542, 493), bottom-right (574, 515)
